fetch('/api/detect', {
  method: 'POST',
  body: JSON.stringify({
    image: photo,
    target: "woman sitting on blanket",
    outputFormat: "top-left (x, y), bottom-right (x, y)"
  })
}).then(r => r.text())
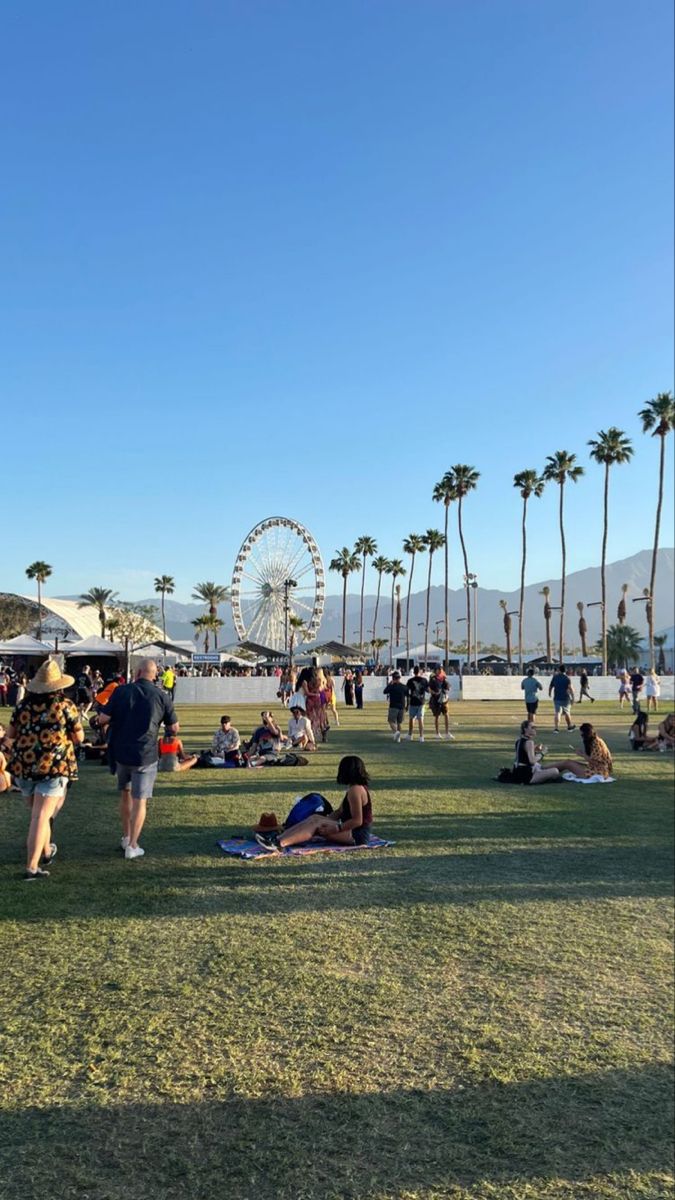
top-left (549, 722), bottom-right (613, 779)
top-left (255, 755), bottom-right (373, 853)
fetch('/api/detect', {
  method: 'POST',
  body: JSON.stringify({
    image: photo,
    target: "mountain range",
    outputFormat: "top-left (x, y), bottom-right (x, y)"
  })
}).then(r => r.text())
top-left (124, 548), bottom-right (673, 651)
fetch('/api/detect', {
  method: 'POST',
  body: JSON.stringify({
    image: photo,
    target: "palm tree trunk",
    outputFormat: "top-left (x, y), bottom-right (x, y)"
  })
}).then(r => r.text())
top-left (545, 614), bottom-right (551, 663)
top-left (390, 580), bottom-right (396, 668)
top-left (341, 575), bottom-right (347, 644)
top-left (505, 623), bottom-right (512, 666)
top-left (558, 481), bottom-right (566, 663)
top-left (443, 504), bottom-right (450, 670)
top-left (204, 631), bottom-right (210, 652)
top-left (600, 460), bottom-right (607, 676)
top-left (424, 554), bottom-right (433, 667)
top-left (161, 592), bottom-right (167, 647)
top-left (359, 556), bottom-right (366, 651)
top-left (36, 579), bottom-right (42, 641)
top-left (648, 435), bottom-right (665, 669)
top-left (405, 554), bottom-right (416, 671)
top-left (457, 498), bottom-right (471, 665)
top-left (518, 497), bottom-right (527, 671)
top-left (99, 608), bottom-right (106, 639)
top-left (372, 576), bottom-right (383, 642)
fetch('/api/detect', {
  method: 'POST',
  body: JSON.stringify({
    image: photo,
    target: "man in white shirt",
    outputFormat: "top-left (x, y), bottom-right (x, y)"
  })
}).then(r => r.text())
top-left (288, 705), bottom-right (316, 751)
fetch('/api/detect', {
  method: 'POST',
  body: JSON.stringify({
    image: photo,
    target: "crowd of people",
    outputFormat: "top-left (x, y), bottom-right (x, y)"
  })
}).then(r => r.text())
top-left (0, 652), bottom-right (672, 880)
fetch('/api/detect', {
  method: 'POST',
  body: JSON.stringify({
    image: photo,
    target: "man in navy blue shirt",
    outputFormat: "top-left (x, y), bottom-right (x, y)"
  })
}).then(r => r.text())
top-left (548, 666), bottom-right (576, 733)
top-left (99, 659), bottom-right (178, 859)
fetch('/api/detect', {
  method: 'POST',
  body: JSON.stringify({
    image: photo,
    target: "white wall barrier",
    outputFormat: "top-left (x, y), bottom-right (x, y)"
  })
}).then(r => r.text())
top-left (174, 674), bottom-right (463, 706)
top-left (176, 673), bottom-right (673, 706)
top-left (461, 675), bottom-right (674, 702)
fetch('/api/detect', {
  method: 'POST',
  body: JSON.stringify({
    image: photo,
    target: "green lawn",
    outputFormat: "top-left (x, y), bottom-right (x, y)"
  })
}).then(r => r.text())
top-left (0, 700), bottom-right (673, 1200)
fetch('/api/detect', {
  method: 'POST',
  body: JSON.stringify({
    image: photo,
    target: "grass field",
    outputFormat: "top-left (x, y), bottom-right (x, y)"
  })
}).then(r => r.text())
top-left (0, 699), bottom-right (673, 1200)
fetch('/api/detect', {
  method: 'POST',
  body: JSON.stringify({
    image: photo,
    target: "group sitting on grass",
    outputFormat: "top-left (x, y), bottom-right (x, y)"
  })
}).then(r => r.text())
top-left (629, 711), bottom-right (675, 751)
top-left (509, 720), bottom-right (614, 783)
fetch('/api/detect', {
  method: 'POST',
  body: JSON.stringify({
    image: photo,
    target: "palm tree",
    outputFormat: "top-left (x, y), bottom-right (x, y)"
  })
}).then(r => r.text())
top-left (402, 534), bottom-right (425, 669)
top-left (638, 391), bottom-right (675, 667)
top-left (329, 548), bottom-right (361, 644)
top-left (192, 581), bottom-right (230, 620)
top-left (422, 530), bottom-right (445, 668)
top-left (654, 634), bottom-right (667, 675)
top-left (371, 556), bottom-right (391, 644)
top-left (370, 637), bottom-right (388, 666)
top-left (353, 536), bottom-right (377, 652)
top-left (540, 586), bottom-right (553, 662)
top-left (513, 470), bottom-right (545, 669)
top-left (79, 587), bottom-right (118, 638)
top-left (25, 561), bottom-right (52, 641)
top-left (588, 427), bottom-right (633, 673)
top-left (432, 474), bottom-right (458, 668)
top-left (499, 600), bottom-right (513, 666)
top-left (577, 601), bottom-right (588, 657)
top-left (617, 583), bottom-right (629, 625)
top-left (288, 614), bottom-right (306, 667)
top-left (448, 465), bottom-right (479, 663)
top-left (386, 559), bottom-right (406, 667)
top-left (154, 575), bottom-right (175, 647)
top-left (604, 623), bottom-right (643, 670)
top-left (542, 451), bottom-right (585, 662)
top-left (191, 615), bottom-right (212, 652)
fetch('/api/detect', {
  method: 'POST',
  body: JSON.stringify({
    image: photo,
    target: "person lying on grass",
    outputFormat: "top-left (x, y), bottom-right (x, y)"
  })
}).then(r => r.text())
top-left (255, 755), bottom-right (373, 853)
top-left (548, 722), bottom-right (613, 779)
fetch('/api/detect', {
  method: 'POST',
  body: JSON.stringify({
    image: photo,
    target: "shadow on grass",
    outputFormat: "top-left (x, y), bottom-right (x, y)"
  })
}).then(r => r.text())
top-left (1, 1064), bottom-right (672, 1200)
top-left (1, 839), bottom-right (672, 922)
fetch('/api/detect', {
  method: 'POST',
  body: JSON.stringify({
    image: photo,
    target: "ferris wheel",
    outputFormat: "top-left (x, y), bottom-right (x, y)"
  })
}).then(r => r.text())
top-left (230, 517), bottom-right (325, 652)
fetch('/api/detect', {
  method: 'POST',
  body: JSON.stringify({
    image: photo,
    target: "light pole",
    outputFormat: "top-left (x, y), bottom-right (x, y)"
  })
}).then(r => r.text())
top-left (283, 578), bottom-right (297, 655)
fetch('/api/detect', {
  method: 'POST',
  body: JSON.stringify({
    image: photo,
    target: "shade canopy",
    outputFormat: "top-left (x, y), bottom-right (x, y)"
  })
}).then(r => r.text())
top-left (63, 635), bottom-right (124, 656)
top-left (311, 640), bottom-right (363, 659)
top-left (0, 634), bottom-right (53, 655)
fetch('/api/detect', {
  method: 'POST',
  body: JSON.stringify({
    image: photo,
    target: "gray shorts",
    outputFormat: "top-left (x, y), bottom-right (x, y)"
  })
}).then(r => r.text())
top-left (116, 761), bottom-right (158, 800)
top-left (388, 707), bottom-right (404, 726)
top-left (554, 701), bottom-right (571, 715)
top-left (409, 704), bottom-right (425, 720)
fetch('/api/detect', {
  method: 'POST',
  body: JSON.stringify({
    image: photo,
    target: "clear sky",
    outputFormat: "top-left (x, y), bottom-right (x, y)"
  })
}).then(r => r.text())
top-left (3, 0), bottom-right (673, 603)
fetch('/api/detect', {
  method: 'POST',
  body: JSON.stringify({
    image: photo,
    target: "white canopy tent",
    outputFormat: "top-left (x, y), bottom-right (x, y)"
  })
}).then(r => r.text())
top-left (0, 634), bottom-right (54, 656)
top-left (62, 635), bottom-right (125, 657)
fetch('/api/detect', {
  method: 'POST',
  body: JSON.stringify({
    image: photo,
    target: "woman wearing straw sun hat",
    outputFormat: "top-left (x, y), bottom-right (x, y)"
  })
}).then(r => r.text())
top-left (7, 659), bottom-right (84, 881)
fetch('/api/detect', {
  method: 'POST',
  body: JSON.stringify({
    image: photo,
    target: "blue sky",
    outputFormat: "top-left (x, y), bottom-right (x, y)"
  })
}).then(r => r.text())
top-left (2, 0), bottom-right (673, 603)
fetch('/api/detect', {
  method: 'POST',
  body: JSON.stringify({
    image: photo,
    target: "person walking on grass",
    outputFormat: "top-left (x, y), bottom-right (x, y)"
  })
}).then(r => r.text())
top-left (7, 659), bottom-right (84, 881)
top-left (98, 658), bottom-right (178, 861)
top-left (630, 666), bottom-right (644, 715)
top-left (255, 755), bottom-right (373, 852)
top-left (521, 667), bottom-right (543, 718)
top-left (383, 670), bottom-right (407, 742)
top-left (429, 665), bottom-right (454, 739)
top-left (578, 668), bottom-right (595, 703)
top-left (405, 665), bottom-right (430, 741)
top-left (548, 665), bottom-right (576, 734)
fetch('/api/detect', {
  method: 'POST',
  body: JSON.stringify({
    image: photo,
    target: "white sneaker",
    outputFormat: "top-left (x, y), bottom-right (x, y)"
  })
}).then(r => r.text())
top-left (404, 733), bottom-right (412, 740)
top-left (419, 736), bottom-right (425, 743)
top-left (445, 733), bottom-right (455, 740)
top-left (435, 733), bottom-right (442, 740)
top-left (394, 731), bottom-right (401, 743)
top-left (120, 836), bottom-right (130, 850)
top-left (124, 845), bottom-right (145, 860)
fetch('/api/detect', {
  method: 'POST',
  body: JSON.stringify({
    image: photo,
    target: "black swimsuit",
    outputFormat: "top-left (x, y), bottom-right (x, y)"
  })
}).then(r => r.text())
top-left (336, 788), bottom-right (372, 844)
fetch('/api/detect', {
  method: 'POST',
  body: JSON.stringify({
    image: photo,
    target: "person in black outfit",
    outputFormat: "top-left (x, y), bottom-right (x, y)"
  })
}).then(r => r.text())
top-left (513, 720), bottom-right (560, 784)
top-left (98, 659), bottom-right (178, 860)
top-left (383, 671), bottom-right (408, 742)
top-left (405, 666), bottom-right (430, 742)
top-left (256, 755), bottom-right (373, 851)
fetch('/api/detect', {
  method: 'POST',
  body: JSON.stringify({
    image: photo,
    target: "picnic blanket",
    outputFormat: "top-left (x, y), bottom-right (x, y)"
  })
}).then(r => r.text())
top-left (562, 772), bottom-right (615, 784)
top-left (217, 834), bottom-right (394, 860)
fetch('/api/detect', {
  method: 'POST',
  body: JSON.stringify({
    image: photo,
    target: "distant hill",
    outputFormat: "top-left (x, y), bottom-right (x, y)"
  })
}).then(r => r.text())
top-left (114, 547), bottom-right (673, 652)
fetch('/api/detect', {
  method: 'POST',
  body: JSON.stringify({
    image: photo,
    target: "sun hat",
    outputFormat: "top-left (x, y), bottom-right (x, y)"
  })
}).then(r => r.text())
top-left (253, 811), bottom-right (282, 833)
top-left (27, 659), bottom-right (75, 694)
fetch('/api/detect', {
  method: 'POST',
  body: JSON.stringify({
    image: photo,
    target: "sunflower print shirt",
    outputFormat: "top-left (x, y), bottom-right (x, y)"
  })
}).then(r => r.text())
top-left (9, 694), bottom-right (81, 781)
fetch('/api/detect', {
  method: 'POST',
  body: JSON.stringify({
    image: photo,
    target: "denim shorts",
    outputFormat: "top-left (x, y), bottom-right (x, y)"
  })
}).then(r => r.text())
top-left (115, 761), bottom-right (158, 800)
top-left (19, 777), bottom-right (69, 801)
top-left (409, 704), bottom-right (426, 719)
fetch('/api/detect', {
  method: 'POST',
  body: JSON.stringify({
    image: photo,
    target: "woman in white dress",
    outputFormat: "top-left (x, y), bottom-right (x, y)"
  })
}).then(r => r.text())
top-left (644, 669), bottom-right (661, 711)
